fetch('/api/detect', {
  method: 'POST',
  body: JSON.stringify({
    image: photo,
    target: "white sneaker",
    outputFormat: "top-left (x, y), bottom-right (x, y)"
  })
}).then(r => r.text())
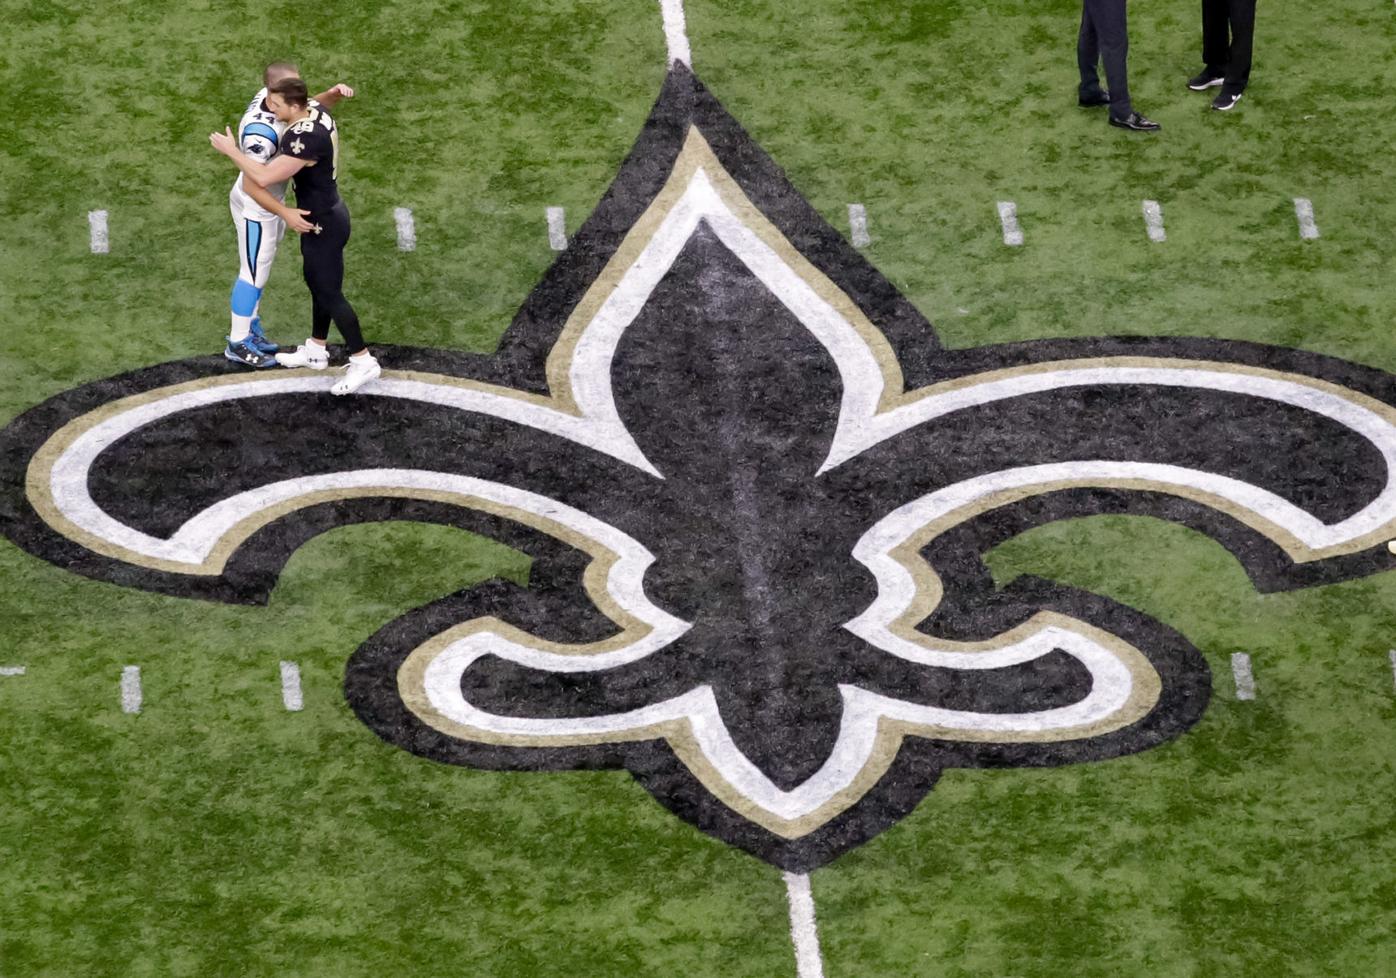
top-left (331, 354), bottom-right (382, 396)
top-left (276, 343), bottom-right (329, 370)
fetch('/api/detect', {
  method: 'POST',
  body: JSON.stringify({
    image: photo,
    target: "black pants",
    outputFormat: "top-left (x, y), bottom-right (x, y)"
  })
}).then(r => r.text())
top-left (1078, 0), bottom-right (1132, 119)
top-left (300, 200), bottom-right (366, 355)
top-left (1202, 0), bottom-right (1256, 95)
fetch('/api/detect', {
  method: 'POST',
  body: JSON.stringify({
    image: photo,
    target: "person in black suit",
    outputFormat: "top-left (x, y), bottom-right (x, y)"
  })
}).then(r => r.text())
top-left (1077, 0), bottom-right (1160, 132)
top-left (1186, 0), bottom-right (1256, 111)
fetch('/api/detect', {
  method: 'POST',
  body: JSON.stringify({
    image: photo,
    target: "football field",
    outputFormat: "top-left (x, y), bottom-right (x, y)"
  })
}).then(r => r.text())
top-left (3, 2), bottom-right (1396, 976)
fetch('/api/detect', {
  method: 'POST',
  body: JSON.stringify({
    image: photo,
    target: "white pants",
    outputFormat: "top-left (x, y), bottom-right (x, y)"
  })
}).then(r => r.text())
top-left (229, 186), bottom-right (287, 339)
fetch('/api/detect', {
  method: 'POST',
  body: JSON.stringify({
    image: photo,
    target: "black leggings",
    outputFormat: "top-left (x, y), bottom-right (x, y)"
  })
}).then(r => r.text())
top-left (300, 200), bottom-right (366, 354)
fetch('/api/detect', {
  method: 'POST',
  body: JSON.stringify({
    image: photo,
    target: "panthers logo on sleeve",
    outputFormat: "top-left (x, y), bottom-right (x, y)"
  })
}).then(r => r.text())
top-left (238, 119), bottom-right (280, 162)
top-left (236, 87), bottom-right (283, 164)
top-left (241, 134), bottom-right (275, 160)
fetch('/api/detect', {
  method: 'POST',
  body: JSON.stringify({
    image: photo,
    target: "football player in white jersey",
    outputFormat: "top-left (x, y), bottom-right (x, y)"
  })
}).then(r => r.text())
top-left (225, 61), bottom-right (354, 368)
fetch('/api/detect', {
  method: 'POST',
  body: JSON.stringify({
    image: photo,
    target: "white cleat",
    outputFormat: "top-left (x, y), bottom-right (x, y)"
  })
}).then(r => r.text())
top-left (332, 354), bottom-right (382, 396)
top-left (276, 343), bottom-right (329, 370)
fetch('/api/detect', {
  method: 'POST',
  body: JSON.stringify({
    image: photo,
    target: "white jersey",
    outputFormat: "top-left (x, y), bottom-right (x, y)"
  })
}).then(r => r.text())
top-left (229, 87), bottom-right (320, 222)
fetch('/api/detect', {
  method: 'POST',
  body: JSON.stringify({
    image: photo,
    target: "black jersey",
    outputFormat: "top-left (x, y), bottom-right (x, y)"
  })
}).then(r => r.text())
top-left (282, 106), bottom-right (342, 218)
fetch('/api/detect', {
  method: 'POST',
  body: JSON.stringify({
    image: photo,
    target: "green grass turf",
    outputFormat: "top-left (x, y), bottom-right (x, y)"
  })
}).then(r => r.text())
top-left (3, 0), bottom-right (1396, 975)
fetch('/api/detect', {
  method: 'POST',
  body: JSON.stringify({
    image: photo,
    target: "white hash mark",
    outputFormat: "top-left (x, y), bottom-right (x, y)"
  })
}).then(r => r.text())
top-left (1231, 653), bottom-right (1256, 701)
top-left (88, 210), bottom-right (109, 254)
top-left (280, 661), bottom-right (304, 712)
top-left (121, 665), bottom-right (143, 714)
top-left (394, 207), bottom-right (417, 252)
top-left (997, 200), bottom-right (1024, 246)
top-left (546, 206), bottom-right (568, 251)
top-left (848, 204), bottom-right (870, 248)
top-left (1142, 200), bottom-right (1166, 243)
top-left (1293, 197), bottom-right (1320, 240)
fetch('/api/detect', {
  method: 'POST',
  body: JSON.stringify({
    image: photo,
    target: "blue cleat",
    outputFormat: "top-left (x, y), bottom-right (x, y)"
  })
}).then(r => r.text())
top-left (224, 337), bottom-right (281, 369)
top-left (248, 319), bottom-right (280, 354)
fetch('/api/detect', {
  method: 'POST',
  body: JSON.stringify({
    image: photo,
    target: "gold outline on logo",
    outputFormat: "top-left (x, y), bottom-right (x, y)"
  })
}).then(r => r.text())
top-left (23, 125), bottom-right (1396, 841)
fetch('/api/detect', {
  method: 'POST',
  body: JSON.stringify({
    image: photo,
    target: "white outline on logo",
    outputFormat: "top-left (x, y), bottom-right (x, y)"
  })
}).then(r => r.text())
top-left (28, 156), bottom-right (1396, 834)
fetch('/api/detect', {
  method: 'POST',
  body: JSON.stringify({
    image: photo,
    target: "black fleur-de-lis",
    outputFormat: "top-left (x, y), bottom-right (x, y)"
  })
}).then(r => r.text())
top-left (5, 65), bottom-right (1396, 871)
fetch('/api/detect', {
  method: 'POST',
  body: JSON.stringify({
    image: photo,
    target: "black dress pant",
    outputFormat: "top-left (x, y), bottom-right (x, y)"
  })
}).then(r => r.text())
top-left (300, 200), bottom-right (366, 355)
top-left (1202, 0), bottom-right (1256, 95)
top-left (1078, 0), bottom-right (1132, 119)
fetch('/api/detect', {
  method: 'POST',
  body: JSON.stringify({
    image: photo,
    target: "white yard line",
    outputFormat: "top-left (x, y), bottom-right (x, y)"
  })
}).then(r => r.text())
top-left (280, 661), bottom-right (304, 712)
top-left (88, 210), bottom-right (109, 254)
top-left (658, 0), bottom-right (692, 66)
top-left (1231, 653), bottom-right (1256, 701)
top-left (848, 204), bottom-right (870, 248)
top-left (546, 206), bottom-right (568, 251)
top-left (393, 207), bottom-right (417, 251)
top-left (1389, 649), bottom-right (1396, 694)
top-left (0, 666), bottom-right (25, 676)
top-left (1293, 198), bottom-right (1320, 240)
top-left (997, 200), bottom-right (1024, 246)
top-left (121, 665), bottom-right (142, 714)
top-left (784, 872), bottom-right (826, 978)
top-left (1142, 200), bottom-right (1166, 243)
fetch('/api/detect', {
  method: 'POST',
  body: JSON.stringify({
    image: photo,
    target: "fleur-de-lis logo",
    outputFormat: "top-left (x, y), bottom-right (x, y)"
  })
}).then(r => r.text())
top-left (5, 66), bottom-right (1396, 870)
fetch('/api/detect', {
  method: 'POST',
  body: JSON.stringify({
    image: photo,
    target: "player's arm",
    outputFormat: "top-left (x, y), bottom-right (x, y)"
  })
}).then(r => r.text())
top-left (241, 178), bottom-right (315, 234)
top-left (230, 124), bottom-right (315, 233)
top-left (311, 83), bottom-right (354, 109)
top-left (209, 127), bottom-right (307, 185)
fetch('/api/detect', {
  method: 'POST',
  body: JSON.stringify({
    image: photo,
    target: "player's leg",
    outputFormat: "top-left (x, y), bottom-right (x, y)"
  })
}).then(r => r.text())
top-left (306, 207), bottom-right (364, 351)
top-left (311, 294), bottom-right (332, 345)
top-left (226, 190), bottom-right (278, 369)
top-left (276, 220), bottom-right (350, 372)
top-left (298, 204), bottom-right (379, 396)
top-left (248, 219), bottom-right (288, 354)
top-left (288, 238), bottom-right (343, 344)
top-left (228, 189), bottom-right (262, 341)
top-left (274, 272), bottom-right (329, 370)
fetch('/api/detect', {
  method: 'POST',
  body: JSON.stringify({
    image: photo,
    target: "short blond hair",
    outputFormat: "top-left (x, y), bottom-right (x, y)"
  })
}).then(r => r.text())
top-left (263, 61), bottom-right (300, 87)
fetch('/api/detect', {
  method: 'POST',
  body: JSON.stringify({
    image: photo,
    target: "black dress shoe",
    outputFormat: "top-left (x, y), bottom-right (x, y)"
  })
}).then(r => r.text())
top-left (1078, 90), bottom-right (1110, 107)
top-left (1109, 111), bottom-right (1161, 132)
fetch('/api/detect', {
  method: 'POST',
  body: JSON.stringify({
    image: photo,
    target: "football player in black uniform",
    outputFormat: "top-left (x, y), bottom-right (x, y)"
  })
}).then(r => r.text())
top-left (210, 76), bottom-right (380, 395)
